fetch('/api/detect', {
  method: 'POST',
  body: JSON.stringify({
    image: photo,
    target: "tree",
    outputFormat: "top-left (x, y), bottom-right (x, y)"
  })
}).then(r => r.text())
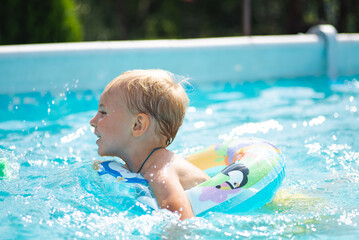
top-left (0, 0), bottom-right (83, 44)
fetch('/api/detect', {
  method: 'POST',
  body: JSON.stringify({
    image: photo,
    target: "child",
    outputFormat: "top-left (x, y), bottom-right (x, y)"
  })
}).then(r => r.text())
top-left (90, 69), bottom-right (209, 219)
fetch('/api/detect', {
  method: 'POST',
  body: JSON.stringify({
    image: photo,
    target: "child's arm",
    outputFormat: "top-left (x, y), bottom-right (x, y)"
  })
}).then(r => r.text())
top-left (145, 168), bottom-right (194, 220)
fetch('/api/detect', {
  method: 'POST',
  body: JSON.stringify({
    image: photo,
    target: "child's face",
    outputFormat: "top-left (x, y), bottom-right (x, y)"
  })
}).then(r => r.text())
top-left (90, 88), bottom-right (134, 157)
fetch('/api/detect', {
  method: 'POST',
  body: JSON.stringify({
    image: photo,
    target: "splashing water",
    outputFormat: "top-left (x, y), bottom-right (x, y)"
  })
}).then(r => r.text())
top-left (1, 76), bottom-right (359, 239)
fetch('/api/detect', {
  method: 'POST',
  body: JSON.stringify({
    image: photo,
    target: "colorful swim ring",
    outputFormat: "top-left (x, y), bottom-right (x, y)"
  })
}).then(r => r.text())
top-left (0, 158), bottom-right (11, 180)
top-left (93, 138), bottom-right (285, 216)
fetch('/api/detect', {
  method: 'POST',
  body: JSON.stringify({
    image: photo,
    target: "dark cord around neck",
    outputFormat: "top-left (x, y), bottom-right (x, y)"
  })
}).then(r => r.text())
top-left (136, 147), bottom-right (163, 173)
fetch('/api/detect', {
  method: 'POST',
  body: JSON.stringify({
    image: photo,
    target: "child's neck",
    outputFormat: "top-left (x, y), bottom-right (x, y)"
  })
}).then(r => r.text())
top-left (124, 137), bottom-right (166, 173)
top-left (136, 147), bottom-right (164, 173)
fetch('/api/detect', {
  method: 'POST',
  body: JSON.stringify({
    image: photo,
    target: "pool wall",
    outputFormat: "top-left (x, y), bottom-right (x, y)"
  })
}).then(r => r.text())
top-left (0, 25), bottom-right (358, 94)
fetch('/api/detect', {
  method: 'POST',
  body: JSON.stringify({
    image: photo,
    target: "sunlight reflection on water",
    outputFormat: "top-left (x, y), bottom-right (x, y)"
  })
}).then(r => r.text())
top-left (1, 76), bottom-right (359, 239)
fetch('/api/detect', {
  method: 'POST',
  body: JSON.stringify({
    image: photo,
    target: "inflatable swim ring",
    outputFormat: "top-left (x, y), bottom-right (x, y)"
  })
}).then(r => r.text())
top-left (0, 158), bottom-right (11, 180)
top-left (93, 138), bottom-right (285, 216)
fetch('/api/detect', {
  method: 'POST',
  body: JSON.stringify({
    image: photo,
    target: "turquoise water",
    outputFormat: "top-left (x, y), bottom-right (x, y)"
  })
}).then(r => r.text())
top-left (1, 75), bottom-right (359, 239)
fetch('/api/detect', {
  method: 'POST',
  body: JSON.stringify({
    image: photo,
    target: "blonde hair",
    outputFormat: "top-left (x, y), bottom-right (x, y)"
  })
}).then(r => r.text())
top-left (106, 69), bottom-right (189, 146)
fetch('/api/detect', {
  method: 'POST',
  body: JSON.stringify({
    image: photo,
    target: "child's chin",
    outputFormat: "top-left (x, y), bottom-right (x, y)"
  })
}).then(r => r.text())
top-left (97, 148), bottom-right (105, 156)
top-left (97, 149), bottom-right (111, 157)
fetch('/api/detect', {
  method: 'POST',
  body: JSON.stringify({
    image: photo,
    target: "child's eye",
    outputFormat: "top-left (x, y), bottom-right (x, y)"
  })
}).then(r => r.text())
top-left (99, 111), bottom-right (107, 115)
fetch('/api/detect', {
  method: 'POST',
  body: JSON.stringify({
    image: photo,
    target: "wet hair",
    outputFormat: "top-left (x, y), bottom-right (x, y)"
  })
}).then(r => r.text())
top-left (105, 69), bottom-right (189, 146)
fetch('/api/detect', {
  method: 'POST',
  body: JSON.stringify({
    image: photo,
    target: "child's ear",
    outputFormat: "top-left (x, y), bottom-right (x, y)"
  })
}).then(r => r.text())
top-left (132, 113), bottom-right (150, 137)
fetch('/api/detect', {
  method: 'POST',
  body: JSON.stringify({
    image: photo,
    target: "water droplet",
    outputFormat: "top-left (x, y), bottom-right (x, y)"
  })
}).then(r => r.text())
top-left (194, 121), bottom-right (206, 129)
top-left (188, 106), bottom-right (196, 113)
top-left (205, 108), bottom-right (213, 115)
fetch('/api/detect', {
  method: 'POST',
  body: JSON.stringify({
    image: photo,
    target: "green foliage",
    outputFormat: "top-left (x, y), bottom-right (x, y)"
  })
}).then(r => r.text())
top-left (1, 0), bottom-right (358, 44)
top-left (0, 0), bottom-right (82, 44)
top-left (75, 0), bottom-right (359, 41)
top-left (76, 0), bottom-right (244, 40)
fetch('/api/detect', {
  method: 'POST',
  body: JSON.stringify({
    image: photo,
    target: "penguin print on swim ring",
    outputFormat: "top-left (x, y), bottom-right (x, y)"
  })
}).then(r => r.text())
top-left (216, 163), bottom-right (249, 190)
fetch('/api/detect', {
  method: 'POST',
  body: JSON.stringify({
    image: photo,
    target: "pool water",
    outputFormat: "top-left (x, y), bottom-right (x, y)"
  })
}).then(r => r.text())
top-left (1, 75), bottom-right (359, 239)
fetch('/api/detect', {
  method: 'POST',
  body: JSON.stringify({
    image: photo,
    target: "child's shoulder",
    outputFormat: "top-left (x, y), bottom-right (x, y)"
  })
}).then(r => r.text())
top-left (142, 149), bottom-right (177, 178)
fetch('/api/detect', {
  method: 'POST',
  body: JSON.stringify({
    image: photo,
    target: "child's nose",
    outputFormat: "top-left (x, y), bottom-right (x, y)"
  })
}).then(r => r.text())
top-left (90, 115), bottom-right (97, 127)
